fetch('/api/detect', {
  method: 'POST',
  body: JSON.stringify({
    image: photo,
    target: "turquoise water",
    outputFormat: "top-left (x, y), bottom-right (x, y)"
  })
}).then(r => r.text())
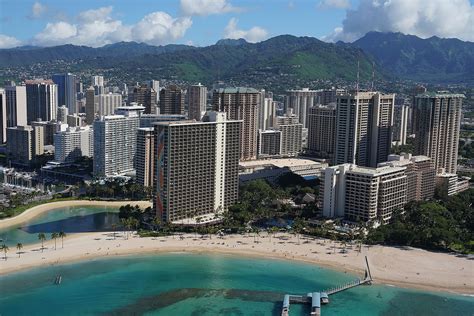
top-left (0, 254), bottom-right (472, 315)
top-left (0, 206), bottom-right (120, 246)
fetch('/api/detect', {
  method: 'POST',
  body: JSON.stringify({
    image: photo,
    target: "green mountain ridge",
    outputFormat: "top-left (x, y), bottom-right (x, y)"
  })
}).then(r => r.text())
top-left (1, 32), bottom-right (472, 85)
top-left (353, 32), bottom-right (474, 84)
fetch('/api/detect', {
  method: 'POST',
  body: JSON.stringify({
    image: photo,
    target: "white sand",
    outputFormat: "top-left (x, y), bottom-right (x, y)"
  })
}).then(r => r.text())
top-left (0, 200), bottom-right (152, 229)
top-left (1, 231), bottom-right (472, 295)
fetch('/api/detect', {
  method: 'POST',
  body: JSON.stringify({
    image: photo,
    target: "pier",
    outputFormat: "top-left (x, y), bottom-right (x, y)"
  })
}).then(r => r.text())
top-left (280, 256), bottom-right (373, 316)
top-left (53, 275), bottom-right (62, 285)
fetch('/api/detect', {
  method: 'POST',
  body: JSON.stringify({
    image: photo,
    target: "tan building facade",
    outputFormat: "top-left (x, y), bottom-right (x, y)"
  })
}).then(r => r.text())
top-left (6, 125), bottom-right (44, 166)
top-left (136, 127), bottom-right (155, 188)
top-left (307, 104), bottom-right (336, 161)
top-left (335, 92), bottom-right (394, 167)
top-left (413, 92), bottom-right (463, 174)
top-left (213, 87), bottom-right (260, 161)
top-left (154, 112), bottom-right (241, 223)
top-left (188, 84), bottom-right (207, 121)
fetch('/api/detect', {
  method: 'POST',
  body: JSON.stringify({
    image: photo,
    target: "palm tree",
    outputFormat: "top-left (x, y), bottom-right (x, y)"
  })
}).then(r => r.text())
top-left (271, 226), bottom-right (279, 242)
top-left (59, 231), bottom-right (66, 248)
top-left (120, 218), bottom-right (128, 239)
top-left (153, 217), bottom-right (161, 231)
top-left (1, 244), bottom-right (9, 260)
top-left (195, 217), bottom-right (202, 238)
top-left (51, 232), bottom-right (58, 250)
top-left (38, 233), bottom-right (46, 252)
top-left (292, 218), bottom-right (305, 245)
top-left (111, 224), bottom-right (117, 240)
top-left (16, 243), bottom-right (23, 258)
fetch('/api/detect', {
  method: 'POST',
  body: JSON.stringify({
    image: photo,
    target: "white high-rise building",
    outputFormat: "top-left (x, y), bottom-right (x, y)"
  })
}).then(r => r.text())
top-left (285, 88), bottom-right (318, 128)
top-left (91, 76), bottom-right (104, 87)
top-left (93, 113), bottom-right (140, 177)
top-left (259, 97), bottom-right (277, 131)
top-left (392, 104), bottom-right (409, 146)
top-left (154, 112), bottom-right (241, 223)
top-left (57, 106), bottom-right (69, 123)
top-left (275, 115), bottom-right (303, 157)
top-left (98, 93), bottom-right (122, 116)
top-left (148, 80), bottom-right (160, 102)
top-left (188, 83), bottom-right (207, 121)
top-left (0, 88), bottom-right (6, 143)
top-left (54, 126), bottom-right (93, 163)
top-left (5, 85), bottom-right (27, 128)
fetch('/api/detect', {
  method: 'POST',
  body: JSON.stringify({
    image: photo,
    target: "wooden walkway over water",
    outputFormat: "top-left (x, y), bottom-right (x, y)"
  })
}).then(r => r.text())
top-left (280, 256), bottom-right (373, 316)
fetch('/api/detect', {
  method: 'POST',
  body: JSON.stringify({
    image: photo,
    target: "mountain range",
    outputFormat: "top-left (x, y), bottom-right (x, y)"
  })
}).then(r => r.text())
top-left (1, 32), bottom-right (473, 85)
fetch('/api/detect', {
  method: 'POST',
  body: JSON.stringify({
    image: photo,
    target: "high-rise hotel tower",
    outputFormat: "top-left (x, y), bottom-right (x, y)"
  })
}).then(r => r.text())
top-left (413, 92), bottom-right (463, 174)
top-left (154, 112), bottom-right (241, 223)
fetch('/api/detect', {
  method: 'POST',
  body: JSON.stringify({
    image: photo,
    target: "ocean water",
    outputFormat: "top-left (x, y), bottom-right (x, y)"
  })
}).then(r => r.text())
top-left (0, 206), bottom-right (120, 246)
top-left (0, 254), bottom-right (472, 316)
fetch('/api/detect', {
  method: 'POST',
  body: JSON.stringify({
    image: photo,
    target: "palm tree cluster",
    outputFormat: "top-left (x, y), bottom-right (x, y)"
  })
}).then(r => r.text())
top-left (121, 217), bottom-right (140, 239)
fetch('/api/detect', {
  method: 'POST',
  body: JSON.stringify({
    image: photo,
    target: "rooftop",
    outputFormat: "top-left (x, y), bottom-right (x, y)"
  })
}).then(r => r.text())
top-left (214, 87), bottom-right (260, 94)
top-left (416, 92), bottom-right (465, 98)
top-left (240, 158), bottom-right (324, 169)
top-left (349, 165), bottom-right (407, 176)
top-left (25, 79), bottom-right (54, 85)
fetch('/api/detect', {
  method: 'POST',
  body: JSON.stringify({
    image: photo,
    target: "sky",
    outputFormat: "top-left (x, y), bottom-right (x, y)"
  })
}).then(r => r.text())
top-left (0, 0), bottom-right (473, 48)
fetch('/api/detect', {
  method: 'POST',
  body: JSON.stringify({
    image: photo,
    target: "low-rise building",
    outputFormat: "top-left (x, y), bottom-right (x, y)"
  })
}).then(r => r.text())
top-left (378, 153), bottom-right (435, 202)
top-left (54, 126), bottom-right (93, 163)
top-left (239, 158), bottom-right (328, 184)
top-left (258, 130), bottom-right (281, 158)
top-left (320, 164), bottom-right (407, 223)
top-left (435, 172), bottom-right (471, 198)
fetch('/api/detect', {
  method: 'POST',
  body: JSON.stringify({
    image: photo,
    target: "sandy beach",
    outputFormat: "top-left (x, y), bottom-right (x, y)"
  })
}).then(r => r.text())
top-left (0, 200), bottom-right (152, 229)
top-left (1, 229), bottom-right (473, 295)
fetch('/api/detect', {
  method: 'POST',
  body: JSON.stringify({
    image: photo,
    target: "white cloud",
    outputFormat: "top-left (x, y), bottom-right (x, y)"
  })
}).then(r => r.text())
top-left (30, 2), bottom-right (47, 19)
top-left (33, 22), bottom-right (77, 46)
top-left (32, 6), bottom-right (192, 47)
top-left (0, 34), bottom-right (22, 48)
top-left (131, 12), bottom-right (192, 45)
top-left (318, 0), bottom-right (350, 10)
top-left (223, 18), bottom-right (268, 43)
top-left (78, 6), bottom-right (113, 23)
top-left (180, 0), bottom-right (242, 16)
top-left (324, 0), bottom-right (474, 42)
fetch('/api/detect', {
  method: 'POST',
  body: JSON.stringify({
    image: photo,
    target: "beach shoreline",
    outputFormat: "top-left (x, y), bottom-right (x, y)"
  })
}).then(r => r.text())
top-left (1, 230), bottom-right (472, 296)
top-left (0, 200), bottom-right (152, 229)
top-left (1, 200), bottom-right (472, 296)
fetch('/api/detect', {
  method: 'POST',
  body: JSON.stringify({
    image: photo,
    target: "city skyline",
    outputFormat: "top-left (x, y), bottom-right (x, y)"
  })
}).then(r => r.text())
top-left (1, 0), bottom-right (474, 49)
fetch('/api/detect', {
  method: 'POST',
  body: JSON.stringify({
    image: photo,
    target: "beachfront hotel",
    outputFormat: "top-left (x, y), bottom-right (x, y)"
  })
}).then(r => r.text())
top-left (154, 111), bottom-right (241, 223)
top-left (92, 106), bottom-right (143, 177)
top-left (319, 163), bottom-right (407, 223)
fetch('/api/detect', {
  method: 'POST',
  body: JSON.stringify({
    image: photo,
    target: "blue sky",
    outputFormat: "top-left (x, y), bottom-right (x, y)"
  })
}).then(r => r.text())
top-left (0, 0), bottom-right (473, 48)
